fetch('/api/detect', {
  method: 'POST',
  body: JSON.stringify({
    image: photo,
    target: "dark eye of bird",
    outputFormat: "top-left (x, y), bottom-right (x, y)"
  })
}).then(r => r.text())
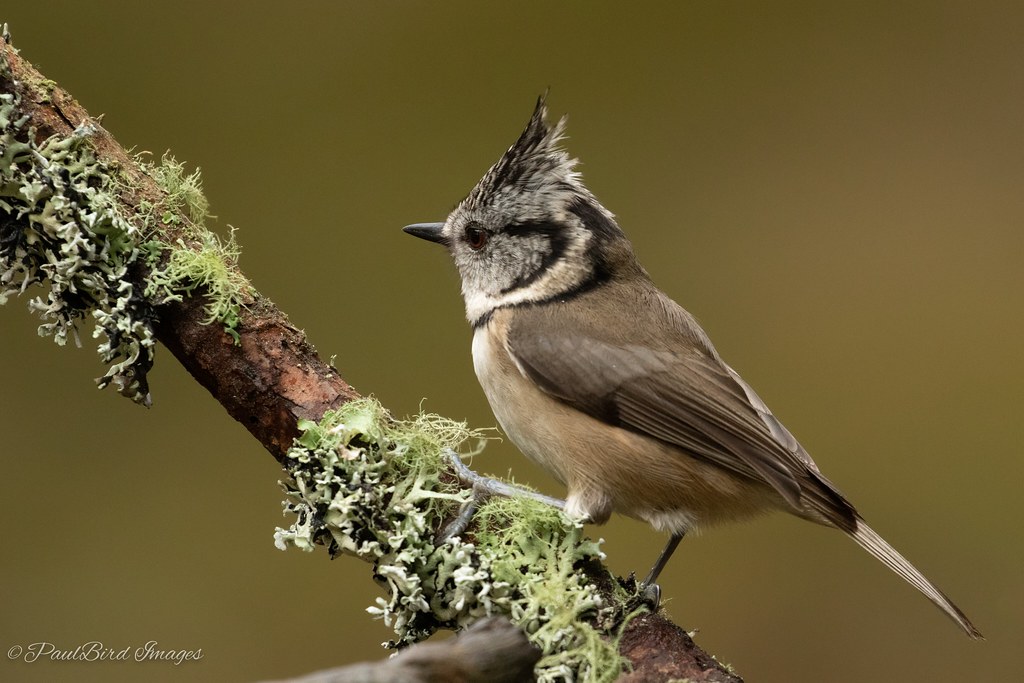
top-left (465, 224), bottom-right (487, 251)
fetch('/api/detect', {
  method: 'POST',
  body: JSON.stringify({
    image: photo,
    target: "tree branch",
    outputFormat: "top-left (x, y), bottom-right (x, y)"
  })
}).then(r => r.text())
top-left (0, 34), bottom-right (740, 683)
top-left (260, 617), bottom-right (541, 683)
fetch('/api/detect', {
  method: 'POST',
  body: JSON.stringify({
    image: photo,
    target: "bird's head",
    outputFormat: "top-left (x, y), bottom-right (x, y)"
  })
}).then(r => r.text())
top-left (404, 96), bottom-right (639, 326)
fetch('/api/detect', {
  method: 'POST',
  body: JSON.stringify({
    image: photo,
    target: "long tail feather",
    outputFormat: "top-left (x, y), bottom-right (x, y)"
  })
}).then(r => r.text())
top-left (849, 521), bottom-right (982, 639)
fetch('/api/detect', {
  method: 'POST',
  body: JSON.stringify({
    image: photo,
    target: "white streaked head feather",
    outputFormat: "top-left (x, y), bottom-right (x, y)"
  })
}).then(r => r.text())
top-left (436, 96), bottom-right (624, 325)
top-left (460, 220), bottom-right (593, 324)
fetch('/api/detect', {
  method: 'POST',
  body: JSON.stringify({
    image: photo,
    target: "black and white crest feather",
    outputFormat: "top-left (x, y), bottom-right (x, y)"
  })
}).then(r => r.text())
top-left (441, 96), bottom-right (635, 326)
top-left (461, 96), bottom-right (586, 216)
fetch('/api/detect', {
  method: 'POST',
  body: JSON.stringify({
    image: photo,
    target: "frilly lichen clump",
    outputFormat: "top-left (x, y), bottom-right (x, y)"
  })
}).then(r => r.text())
top-left (274, 398), bottom-right (632, 682)
top-left (0, 51), bottom-right (155, 404)
top-left (0, 32), bottom-right (252, 399)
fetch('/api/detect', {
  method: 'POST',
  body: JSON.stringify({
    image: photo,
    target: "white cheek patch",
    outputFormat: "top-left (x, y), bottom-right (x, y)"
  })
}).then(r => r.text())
top-left (462, 223), bottom-right (592, 324)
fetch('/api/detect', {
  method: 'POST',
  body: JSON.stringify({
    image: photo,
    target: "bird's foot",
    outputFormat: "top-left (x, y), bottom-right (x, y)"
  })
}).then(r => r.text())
top-left (437, 449), bottom-right (566, 543)
top-left (639, 581), bottom-right (662, 612)
top-left (620, 572), bottom-right (664, 614)
top-left (437, 487), bottom-right (484, 542)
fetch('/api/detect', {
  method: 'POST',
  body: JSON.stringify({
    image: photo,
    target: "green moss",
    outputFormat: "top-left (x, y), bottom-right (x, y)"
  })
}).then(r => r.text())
top-left (0, 44), bottom-right (252, 397)
top-left (0, 51), bottom-right (155, 404)
top-left (147, 152), bottom-right (210, 226)
top-left (139, 154), bottom-right (251, 343)
top-left (32, 78), bottom-right (57, 105)
top-left (473, 496), bottom-right (628, 681)
top-left (275, 398), bottom-right (633, 682)
top-left (144, 228), bottom-right (249, 343)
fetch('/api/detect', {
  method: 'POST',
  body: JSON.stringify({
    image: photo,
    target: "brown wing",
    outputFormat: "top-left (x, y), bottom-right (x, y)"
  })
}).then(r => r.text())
top-left (505, 282), bottom-right (857, 529)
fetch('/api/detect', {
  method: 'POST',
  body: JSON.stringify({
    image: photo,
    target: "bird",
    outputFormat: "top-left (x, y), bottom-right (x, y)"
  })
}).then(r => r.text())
top-left (402, 95), bottom-right (981, 638)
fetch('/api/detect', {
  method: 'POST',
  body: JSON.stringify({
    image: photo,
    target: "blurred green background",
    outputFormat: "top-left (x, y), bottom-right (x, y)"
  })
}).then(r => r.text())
top-left (1, 3), bottom-right (1020, 682)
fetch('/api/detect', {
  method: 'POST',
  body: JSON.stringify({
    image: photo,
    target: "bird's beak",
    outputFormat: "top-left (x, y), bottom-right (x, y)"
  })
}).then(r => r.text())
top-left (402, 222), bottom-right (449, 247)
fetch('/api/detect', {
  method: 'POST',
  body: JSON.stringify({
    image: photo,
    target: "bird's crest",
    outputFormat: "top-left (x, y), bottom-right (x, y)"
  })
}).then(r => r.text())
top-left (461, 95), bottom-right (585, 217)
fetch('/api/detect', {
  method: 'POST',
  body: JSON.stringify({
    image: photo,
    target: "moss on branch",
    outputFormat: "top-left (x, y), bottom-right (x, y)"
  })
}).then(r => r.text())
top-left (0, 36), bottom-right (251, 398)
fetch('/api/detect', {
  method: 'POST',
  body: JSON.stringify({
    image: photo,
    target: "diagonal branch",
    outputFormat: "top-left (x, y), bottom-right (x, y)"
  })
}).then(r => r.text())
top-left (0, 34), bottom-right (740, 683)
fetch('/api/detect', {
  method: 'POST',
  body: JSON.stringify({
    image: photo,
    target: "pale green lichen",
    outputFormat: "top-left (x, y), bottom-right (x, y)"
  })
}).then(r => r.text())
top-left (146, 153), bottom-right (209, 226)
top-left (0, 49), bottom-right (155, 404)
top-left (0, 37), bottom-right (252, 398)
top-left (144, 227), bottom-right (249, 342)
top-left (139, 154), bottom-right (250, 343)
top-left (274, 398), bottom-right (633, 682)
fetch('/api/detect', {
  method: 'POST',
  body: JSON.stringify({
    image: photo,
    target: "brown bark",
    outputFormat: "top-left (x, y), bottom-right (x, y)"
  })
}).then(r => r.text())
top-left (152, 289), bottom-right (358, 463)
top-left (1, 37), bottom-right (741, 683)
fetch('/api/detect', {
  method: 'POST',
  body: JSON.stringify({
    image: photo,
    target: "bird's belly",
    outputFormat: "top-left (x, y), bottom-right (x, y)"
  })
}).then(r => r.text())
top-left (472, 326), bottom-right (573, 485)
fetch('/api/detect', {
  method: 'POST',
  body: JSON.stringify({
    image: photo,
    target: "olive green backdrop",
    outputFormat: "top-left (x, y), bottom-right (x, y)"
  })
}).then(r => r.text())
top-left (1, 3), bottom-right (1020, 682)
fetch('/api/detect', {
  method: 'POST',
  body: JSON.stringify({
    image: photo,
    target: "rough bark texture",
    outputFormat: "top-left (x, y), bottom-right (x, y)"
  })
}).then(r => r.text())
top-left (2, 37), bottom-right (741, 683)
top-left (618, 614), bottom-right (739, 683)
top-left (152, 291), bottom-right (358, 464)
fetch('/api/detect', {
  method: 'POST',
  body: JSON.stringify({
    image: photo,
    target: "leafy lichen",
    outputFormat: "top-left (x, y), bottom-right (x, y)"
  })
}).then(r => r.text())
top-left (0, 41), bottom-right (252, 398)
top-left (274, 398), bottom-right (634, 682)
top-left (0, 50), bottom-right (155, 404)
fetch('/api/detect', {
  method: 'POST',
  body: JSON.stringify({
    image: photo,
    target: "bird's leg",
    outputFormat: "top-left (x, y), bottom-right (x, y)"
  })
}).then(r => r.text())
top-left (438, 449), bottom-right (566, 542)
top-left (443, 452), bottom-right (682, 612)
top-left (639, 533), bottom-right (685, 610)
